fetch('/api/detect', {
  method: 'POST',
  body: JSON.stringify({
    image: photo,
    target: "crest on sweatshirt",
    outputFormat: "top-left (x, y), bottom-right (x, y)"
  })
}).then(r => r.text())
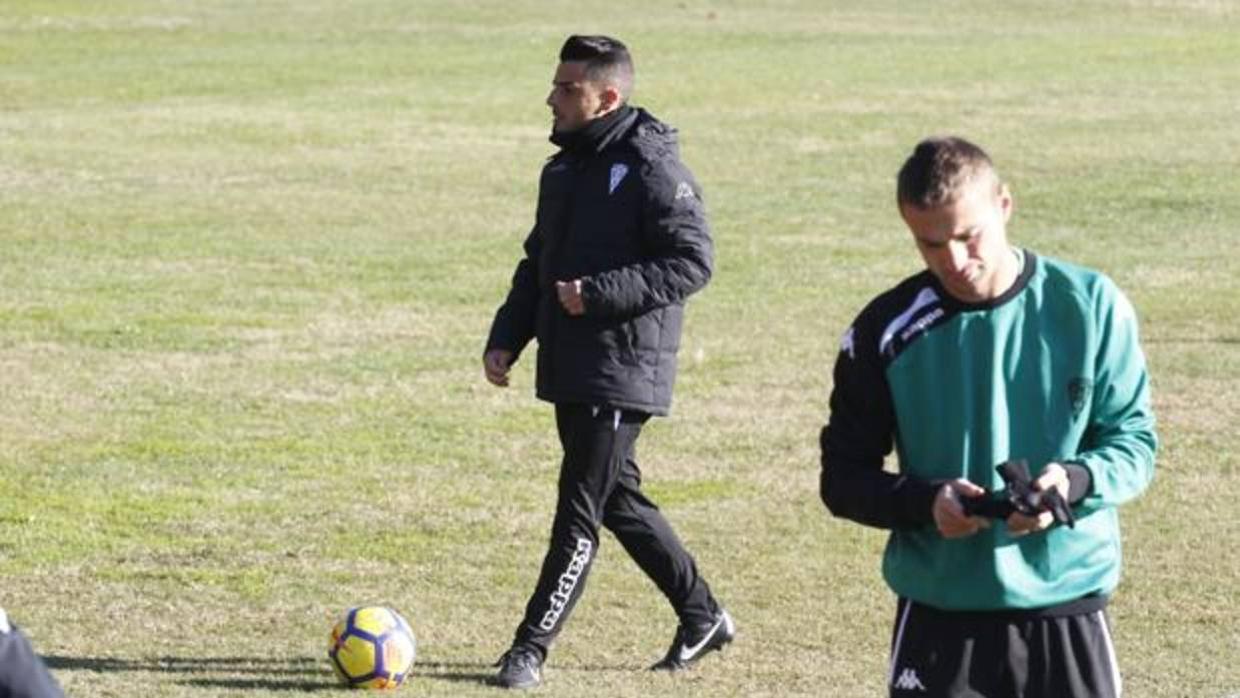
top-left (1068, 377), bottom-right (1092, 419)
top-left (608, 163), bottom-right (629, 195)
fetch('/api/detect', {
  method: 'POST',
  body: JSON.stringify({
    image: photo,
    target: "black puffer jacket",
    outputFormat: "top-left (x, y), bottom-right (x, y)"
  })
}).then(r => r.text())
top-left (486, 106), bottom-right (713, 415)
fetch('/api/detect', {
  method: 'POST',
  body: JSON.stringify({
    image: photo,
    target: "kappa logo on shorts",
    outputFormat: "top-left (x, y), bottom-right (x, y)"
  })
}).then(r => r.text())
top-left (674, 181), bottom-right (696, 200)
top-left (893, 667), bottom-right (927, 691)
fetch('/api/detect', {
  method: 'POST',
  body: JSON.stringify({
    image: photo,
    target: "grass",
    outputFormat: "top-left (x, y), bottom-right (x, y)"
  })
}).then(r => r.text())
top-left (2, 1), bottom-right (1238, 695)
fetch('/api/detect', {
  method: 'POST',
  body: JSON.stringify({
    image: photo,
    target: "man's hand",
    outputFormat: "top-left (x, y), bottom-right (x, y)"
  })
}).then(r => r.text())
top-left (933, 479), bottom-right (991, 539)
top-left (1006, 462), bottom-right (1070, 536)
top-left (555, 279), bottom-right (585, 316)
top-left (483, 349), bottom-right (515, 387)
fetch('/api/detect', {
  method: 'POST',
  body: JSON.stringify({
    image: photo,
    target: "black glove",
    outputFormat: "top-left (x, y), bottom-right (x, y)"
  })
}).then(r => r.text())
top-left (960, 459), bottom-right (1076, 529)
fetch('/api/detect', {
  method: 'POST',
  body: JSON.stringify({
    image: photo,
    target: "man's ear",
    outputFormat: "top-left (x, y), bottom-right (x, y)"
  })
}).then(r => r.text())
top-left (998, 183), bottom-right (1014, 224)
top-left (596, 85), bottom-right (623, 115)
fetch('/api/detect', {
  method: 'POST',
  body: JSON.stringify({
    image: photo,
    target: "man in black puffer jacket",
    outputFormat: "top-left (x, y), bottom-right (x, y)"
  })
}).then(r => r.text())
top-left (484, 34), bottom-right (733, 691)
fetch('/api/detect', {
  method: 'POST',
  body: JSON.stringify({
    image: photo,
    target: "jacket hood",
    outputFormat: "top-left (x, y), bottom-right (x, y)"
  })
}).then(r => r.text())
top-left (625, 107), bottom-right (680, 160)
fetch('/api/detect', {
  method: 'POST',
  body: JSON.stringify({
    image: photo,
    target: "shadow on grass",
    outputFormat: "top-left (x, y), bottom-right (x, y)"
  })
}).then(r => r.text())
top-left (419, 659), bottom-right (645, 687)
top-left (44, 654), bottom-right (499, 691)
top-left (176, 677), bottom-right (339, 691)
top-left (404, 661), bottom-right (496, 688)
top-left (45, 655), bottom-right (321, 675)
top-left (44, 655), bottom-right (336, 691)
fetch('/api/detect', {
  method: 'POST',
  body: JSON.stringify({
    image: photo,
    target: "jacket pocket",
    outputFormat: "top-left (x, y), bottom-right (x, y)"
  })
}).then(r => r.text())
top-left (613, 319), bottom-right (638, 366)
top-left (625, 313), bottom-right (665, 366)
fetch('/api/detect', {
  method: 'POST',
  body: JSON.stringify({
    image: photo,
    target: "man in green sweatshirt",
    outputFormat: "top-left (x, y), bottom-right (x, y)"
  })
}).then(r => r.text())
top-left (820, 136), bottom-right (1157, 697)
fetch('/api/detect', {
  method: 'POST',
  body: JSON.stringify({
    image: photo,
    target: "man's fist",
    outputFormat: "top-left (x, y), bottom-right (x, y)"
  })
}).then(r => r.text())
top-left (556, 279), bottom-right (585, 316)
top-left (483, 349), bottom-right (514, 387)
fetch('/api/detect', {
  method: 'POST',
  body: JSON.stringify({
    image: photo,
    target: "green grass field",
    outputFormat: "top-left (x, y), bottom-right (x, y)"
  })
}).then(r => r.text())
top-left (2, 1), bottom-right (1238, 695)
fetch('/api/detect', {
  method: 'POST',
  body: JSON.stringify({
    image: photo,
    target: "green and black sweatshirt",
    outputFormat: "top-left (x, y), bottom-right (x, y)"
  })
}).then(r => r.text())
top-left (820, 250), bottom-right (1157, 611)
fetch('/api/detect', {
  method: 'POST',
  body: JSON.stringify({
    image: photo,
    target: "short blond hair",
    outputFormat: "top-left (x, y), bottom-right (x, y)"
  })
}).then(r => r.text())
top-left (897, 136), bottom-right (1001, 209)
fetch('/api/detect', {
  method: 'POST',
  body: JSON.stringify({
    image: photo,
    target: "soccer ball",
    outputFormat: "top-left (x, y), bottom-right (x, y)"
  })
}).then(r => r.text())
top-left (328, 606), bottom-right (417, 689)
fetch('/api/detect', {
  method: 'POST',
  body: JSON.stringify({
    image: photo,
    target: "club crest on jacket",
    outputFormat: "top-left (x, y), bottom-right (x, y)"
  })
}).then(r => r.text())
top-left (609, 163), bottom-right (629, 194)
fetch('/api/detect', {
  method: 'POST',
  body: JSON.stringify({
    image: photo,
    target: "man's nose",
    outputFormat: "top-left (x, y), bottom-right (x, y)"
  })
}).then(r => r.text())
top-left (946, 241), bottom-right (969, 272)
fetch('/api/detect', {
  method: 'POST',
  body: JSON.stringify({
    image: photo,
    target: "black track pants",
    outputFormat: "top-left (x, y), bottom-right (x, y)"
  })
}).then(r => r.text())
top-left (888, 597), bottom-right (1123, 698)
top-left (512, 403), bottom-right (719, 657)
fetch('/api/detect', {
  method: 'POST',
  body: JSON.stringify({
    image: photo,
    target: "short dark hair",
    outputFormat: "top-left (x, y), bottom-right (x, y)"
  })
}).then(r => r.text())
top-left (897, 136), bottom-right (1001, 209)
top-left (559, 34), bottom-right (635, 101)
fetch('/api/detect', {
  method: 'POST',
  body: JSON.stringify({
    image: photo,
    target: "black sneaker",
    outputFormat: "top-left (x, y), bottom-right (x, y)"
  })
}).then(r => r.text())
top-left (494, 646), bottom-right (543, 690)
top-left (650, 609), bottom-right (735, 671)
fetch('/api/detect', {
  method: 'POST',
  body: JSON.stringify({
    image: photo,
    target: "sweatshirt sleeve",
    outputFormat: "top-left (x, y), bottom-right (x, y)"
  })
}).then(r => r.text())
top-left (819, 315), bottom-right (940, 529)
top-left (580, 156), bottom-right (713, 317)
top-left (1070, 281), bottom-right (1157, 509)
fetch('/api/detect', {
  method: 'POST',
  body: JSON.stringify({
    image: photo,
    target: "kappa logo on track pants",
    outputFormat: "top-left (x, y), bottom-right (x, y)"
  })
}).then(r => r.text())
top-left (538, 538), bottom-right (593, 631)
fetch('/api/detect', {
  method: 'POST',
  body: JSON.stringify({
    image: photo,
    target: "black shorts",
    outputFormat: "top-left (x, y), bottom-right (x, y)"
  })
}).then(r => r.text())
top-left (888, 597), bottom-right (1122, 698)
